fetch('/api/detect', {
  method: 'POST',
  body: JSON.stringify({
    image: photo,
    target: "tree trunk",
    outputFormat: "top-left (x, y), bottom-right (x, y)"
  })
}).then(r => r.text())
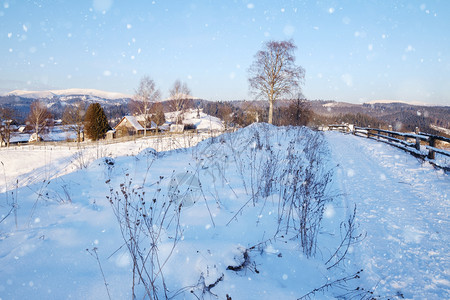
top-left (35, 123), bottom-right (39, 140)
top-left (144, 116), bottom-right (147, 137)
top-left (268, 97), bottom-right (274, 124)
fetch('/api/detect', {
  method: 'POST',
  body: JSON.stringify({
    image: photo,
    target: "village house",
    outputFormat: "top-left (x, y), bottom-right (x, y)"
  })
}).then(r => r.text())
top-left (114, 115), bottom-right (158, 137)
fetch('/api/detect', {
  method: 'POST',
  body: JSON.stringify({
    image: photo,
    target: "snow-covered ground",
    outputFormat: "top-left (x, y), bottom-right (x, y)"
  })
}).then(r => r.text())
top-left (165, 109), bottom-right (224, 132)
top-left (0, 132), bottom-right (215, 193)
top-left (431, 124), bottom-right (450, 136)
top-left (0, 125), bottom-right (448, 299)
top-left (326, 131), bottom-right (449, 299)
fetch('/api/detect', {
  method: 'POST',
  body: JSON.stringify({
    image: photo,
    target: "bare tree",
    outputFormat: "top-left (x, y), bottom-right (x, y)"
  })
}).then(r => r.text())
top-left (276, 95), bottom-right (312, 127)
top-left (218, 104), bottom-right (233, 130)
top-left (62, 101), bottom-right (86, 142)
top-left (130, 76), bottom-right (161, 136)
top-left (0, 107), bottom-right (15, 147)
top-left (287, 96), bottom-right (312, 126)
top-left (150, 102), bottom-right (166, 128)
top-left (27, 101), bottom-right (52, 141)
top-left (248, 40), bottom-right (305, 124)
top-left (169, 79), bottom-right (191, 125)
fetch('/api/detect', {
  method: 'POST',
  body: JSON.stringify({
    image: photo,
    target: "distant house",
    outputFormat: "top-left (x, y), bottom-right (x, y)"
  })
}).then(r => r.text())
top-left (28, 133), bottom-right (43, 143)
top-left (114, 116), bottom-right (145, 137)
top-left (165, 109), bottom-right (224, 133)
top-left (106, 129), bottom-right (115, 140)
top-left (170, 124), bottom-right (185, 133)
top-left (114, 115), bottom-right (158, 137)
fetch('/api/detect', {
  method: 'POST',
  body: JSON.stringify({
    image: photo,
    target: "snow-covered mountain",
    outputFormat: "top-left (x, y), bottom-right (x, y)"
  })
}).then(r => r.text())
top-left (0, 88), bottom-right (132, 122)
top-left (6, 88), bottom-right (132, 100)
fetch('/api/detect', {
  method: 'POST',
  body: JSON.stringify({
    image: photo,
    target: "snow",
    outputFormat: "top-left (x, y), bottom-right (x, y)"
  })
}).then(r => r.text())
top-left (117, 116), bottom-right (145, 131)
top-left (364, 99), bottom-right (444, 106)
top-left (165, 109), bottom-right (224, 131)
top-left (430, 124), bottom-right (450, 136)
top-left (0, 125), bottom-right (448, 299)
top-left (5, 88), bottom-right (132, 100)
top-left (326, 131), bottom-right (449, 299)
top-left (9, 126), bottom-right (78, 144)
top-left (119, 109), bottom-right (224, 132)
top-left (0, 132), bottom-right (214, 194)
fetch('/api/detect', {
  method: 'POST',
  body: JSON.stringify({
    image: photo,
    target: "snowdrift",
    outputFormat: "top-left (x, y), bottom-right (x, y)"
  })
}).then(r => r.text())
top-left (0, 124), bottom-right (361, 299)
top-left (1, 124), bottom-right (448, 299)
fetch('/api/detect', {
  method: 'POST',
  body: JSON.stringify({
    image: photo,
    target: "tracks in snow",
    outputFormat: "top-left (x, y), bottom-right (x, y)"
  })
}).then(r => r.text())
top-left (326, 132), bottom-right (449, 299)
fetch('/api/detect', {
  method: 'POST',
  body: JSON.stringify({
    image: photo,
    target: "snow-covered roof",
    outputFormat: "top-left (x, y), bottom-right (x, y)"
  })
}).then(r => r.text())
top-left (115, 116), bottom-right (144, 131)
top-left (165, 109), bottom-right (224, 131)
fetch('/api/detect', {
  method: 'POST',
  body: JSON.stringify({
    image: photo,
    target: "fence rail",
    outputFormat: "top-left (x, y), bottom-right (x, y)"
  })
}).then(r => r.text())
top-left (322, 124), bottom-right (450, 169)
top-left (0, 130), bottom-right (227, 152)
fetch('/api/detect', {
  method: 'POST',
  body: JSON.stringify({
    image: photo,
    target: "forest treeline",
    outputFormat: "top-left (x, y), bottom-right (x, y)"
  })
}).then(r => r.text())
top-left (1, 95), bottom-right (449, 138)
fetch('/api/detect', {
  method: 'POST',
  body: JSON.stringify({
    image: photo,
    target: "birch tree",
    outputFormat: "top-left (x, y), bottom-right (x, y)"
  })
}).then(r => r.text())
top-left (168, 80), bottom-right (191, 125)
top-left (130, 76), bottom-right (161, 136)
top-left (248, 40), bottom-right (305, 124)
top-left (27, 101), bottom-right (52, 141)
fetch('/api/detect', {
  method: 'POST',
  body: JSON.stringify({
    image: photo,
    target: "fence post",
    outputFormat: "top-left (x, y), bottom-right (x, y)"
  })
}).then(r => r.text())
top-left (415, 137), bottom-right (420, 150)
top-left (415, 127), bottom-right (420, 151)
top-left (427, 138), bottom-right (435, 159)
top-left (348, 124), bottom-right (354, 133)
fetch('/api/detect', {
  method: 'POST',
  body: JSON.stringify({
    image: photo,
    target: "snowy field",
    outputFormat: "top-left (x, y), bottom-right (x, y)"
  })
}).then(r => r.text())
top-left (0, 132), bottom-right (215, 194)
top-left (0, 125), bottom-right (449, 299)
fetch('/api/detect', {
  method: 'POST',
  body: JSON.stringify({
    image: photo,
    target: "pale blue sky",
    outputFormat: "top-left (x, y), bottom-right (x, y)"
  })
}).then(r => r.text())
top-left (0, 0), bottom-right (449, 104)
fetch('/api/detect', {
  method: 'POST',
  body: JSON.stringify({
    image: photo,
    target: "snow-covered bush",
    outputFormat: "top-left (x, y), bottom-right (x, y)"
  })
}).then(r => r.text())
top-left (107, 172), bottom-right (182, 300)
top-left (104, 123), bottom-right (362, 299)
top-left (196, 123), bottom-right (334, 258)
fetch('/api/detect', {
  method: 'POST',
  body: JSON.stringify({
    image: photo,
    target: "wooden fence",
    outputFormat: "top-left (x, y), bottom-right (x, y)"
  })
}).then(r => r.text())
top-left (323, 124), bottom-right (450, 168)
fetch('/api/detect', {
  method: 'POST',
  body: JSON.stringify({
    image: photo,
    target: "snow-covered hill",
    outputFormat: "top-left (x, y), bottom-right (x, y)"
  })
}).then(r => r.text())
top-left (0, 125), bottom-right (448, 299)
top-left (5, 88), bottom-right (132, 100)
top-left (363, 99), bottom-right (436, 106)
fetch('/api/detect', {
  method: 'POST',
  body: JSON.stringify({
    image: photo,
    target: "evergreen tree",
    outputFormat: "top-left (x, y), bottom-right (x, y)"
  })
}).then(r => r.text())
top-left (84, 103), bottom-right (110, 140)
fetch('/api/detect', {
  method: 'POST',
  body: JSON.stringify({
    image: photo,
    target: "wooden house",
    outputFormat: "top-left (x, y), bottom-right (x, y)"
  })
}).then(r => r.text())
top-left (114, 116), bottom-right (145, 137)
top-left (114, 115), bottom-right (159, 137)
